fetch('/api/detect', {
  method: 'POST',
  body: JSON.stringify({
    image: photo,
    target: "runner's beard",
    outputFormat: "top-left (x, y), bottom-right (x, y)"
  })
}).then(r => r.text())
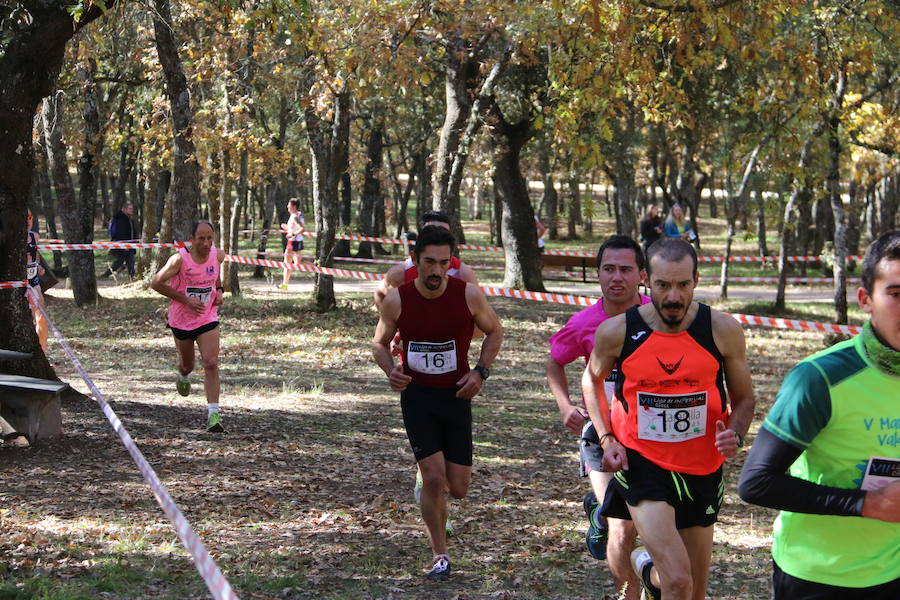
top-left (423, 275), bottom-right (443, 290)
top-left (654, 299), bottom-right (685, 326)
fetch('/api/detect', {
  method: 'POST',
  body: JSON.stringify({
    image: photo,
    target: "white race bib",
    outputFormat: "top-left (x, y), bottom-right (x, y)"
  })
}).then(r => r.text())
top-left (407, 340), bottom-right (457, 375)
top-left (186, 285), bottom-right (212, 305)
top-left (637, 391), bottom-right (707, 442)
top-left (26, 264), bottom-right (38, 280)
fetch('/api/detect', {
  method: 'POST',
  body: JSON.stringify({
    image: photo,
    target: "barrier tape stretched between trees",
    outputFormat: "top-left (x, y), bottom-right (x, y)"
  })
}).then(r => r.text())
top-left (19, 242), bottom-right (863, 335)
top-left (254, 229), bottom-right (863, 263)
top-left (18, 286), bottom-right (240, 600)
top-left (225, 254), bottom-right (863, 336)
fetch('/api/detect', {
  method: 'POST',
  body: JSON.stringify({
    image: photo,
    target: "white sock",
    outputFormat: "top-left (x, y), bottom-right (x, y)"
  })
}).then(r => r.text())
top-left (207, 404), bottom-right (219, 416)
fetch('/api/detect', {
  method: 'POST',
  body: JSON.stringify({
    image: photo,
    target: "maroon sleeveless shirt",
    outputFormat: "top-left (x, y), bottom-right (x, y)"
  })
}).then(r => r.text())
top-left (397, 276), bottom-right (474, 388)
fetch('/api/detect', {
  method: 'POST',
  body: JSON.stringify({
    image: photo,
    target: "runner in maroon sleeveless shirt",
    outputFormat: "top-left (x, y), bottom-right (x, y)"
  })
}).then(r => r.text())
top-left (373, 226), bottom-right (502, 582)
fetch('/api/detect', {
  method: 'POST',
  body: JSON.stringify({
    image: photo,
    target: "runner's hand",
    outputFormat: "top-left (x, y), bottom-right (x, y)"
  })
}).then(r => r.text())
top-left (602, 441), bottom-right (628, 472)
top-left (455, 370), bottom-right (483, 400)
top-left (862, 480), bottom-right (900, 522)
top-left (561, 404), bottom-right (588, 435)
top-left (185, 297), bottom-right (205, 314)
top-left (714, 420), bottom-right (739, 458)
top-left (388, 364), bottom-right (412, 392)
top-left (213, 289), bottom-right (224, 307)
top-left (389, 332), bottom-right (403, 356)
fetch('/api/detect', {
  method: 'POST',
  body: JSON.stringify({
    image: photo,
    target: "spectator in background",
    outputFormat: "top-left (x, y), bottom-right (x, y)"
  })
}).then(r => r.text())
top-left (663, 203), bottom-right (696, 243)
top-left (535, 215), bottom-right (547, 252)
top-left (26, 209), bottom-right (48, 352)
top-left (639, 205), bottom-right (663, 252)
top-left (101, 202), bottom-right (136, 280)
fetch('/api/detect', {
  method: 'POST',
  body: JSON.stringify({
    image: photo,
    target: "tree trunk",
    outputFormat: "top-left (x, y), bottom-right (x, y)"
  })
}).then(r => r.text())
top-left (0, 1), bottom-right (113, 377)
top-left (754, 187), bottom-right (768, 257)
top-left (153, 0), bottom-right (200, 242)
top-left (567, 172), bottom-right (580, 239)
top-left (305, 85), bottom-right (350, 311)
top-left (34, 128), bottom-right (63, 269)
top-left (137, 168), bottom-right (167, 278)
top-left (775, 140), bottom-right (813, 311)
top-left (75, 53), bottom-right (102, 291)
top-left (432, 35), bottom-right (478, 240)
top-left (537, 137), bottom-right (559, 240)
top-left (357, 122), bottom-right (384, 259)
top-left (484, 101), bottom-right (544, 291)
top-left (43, 95), bottom-right (97, 306)
top-left (825, 93), bottom-right (849, 324)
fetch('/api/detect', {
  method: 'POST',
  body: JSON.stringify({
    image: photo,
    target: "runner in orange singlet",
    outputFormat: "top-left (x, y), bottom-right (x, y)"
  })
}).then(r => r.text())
top-left (582, 238), bottom-right (755, 600)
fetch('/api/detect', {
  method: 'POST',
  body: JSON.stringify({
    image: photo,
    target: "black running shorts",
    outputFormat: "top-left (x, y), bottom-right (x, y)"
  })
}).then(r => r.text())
top-left (169, 321), bottom-right (219, 341)
top-left (290, 240), bottom-right (303, 252)
top-left (579, 421), bottom-right (604, 477)
top-left (400, 383), bottom-right (473, 466)
top-left (773, 561), bottom-right (900, 600)
top-left (601, 446), bottom-right (723, 529)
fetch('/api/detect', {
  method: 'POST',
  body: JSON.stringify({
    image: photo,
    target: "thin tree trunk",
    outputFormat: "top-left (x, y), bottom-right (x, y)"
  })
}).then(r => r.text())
top-left (775, 140), bottom-right (813, 310)
top-left (153, 0), bottom-right (200, 242)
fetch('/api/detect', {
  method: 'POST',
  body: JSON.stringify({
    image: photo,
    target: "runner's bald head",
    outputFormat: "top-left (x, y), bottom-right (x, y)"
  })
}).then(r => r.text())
top-left (646, 238), bottom-right (697, 276)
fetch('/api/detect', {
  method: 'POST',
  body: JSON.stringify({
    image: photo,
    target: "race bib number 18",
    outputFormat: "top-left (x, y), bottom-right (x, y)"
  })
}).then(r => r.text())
top-left (637, 392), bottom-right (707, 442)
top-left (407, 340), bottom-right (457, 375)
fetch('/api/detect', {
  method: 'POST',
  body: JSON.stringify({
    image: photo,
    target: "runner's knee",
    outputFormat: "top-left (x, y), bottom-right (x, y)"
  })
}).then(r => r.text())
top-left (447, 477), bottom-right (469, 499)
top-left (420, 469), bottom-right (446, 492)
top-left (201, 355), bottom-right (219, 372)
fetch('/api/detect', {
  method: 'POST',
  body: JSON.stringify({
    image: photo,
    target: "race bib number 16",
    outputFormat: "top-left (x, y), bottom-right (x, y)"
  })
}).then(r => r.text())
top-left (407, 340), bottom-right (457, 375)
top-left (637, 392), bottom-right (707, 442)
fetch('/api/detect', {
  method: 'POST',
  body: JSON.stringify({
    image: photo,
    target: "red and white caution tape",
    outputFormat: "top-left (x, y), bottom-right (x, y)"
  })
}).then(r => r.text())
top-left (38, 241), bottom-right (186, 251)
top-left (698, 276), bottom-right (861, 284)
top-left (21, 287), bottom-right (239, 600)
top-left (727, 311), bottom-right (860, 336)
top-left (0, 280), bottom-right (28, 289)
top-left (224, 254), bottom-right (383, 281)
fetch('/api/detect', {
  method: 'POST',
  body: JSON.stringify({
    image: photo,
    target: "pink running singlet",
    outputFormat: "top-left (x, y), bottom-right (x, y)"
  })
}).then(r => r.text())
top-left (167, 247), bottom-right (220, 331)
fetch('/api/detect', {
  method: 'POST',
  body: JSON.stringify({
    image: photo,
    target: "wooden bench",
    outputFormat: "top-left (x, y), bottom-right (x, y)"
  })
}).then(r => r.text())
top-left (0, 372), bottom-right (69, 443)
top-left (541, 253), bottom-right (597, 283)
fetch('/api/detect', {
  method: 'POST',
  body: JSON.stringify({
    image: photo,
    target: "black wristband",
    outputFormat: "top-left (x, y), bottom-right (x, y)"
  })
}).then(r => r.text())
top-left (216, 286), bottom-right (225, 292)
top-left (598, 432), bottom-right (617, 449)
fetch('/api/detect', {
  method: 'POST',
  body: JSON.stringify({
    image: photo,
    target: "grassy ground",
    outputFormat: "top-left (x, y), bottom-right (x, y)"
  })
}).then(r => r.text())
top-left (0, 275), bottom-right (852, 599)
top-left (2, 213), bottom-right (863, 598)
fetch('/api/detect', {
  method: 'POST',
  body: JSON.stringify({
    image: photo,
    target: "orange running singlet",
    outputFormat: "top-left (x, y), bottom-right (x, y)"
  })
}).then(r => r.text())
top-left (612, 304), bottom-right (728, 475)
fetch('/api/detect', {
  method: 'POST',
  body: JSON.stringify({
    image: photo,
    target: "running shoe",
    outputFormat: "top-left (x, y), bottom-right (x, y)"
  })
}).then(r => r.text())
top-left (277, 284), bottom-right (288, 290)
top-left (207, 411), bottom-right (225, 433)
top-left (425, 554), bottom-right (451, 582)
top-left (176, 374), bottom-right (190, 397)
top-left (631, 547), bottom-right (661, 600)
top-left (583, 491), bottom-right (608, 560)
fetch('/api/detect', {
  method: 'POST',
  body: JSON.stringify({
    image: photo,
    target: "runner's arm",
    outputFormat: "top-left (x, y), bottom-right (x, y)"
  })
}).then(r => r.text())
top-left (738, 427), bottom-right (868, 516)
top-left (372, 290), bottom-right (411, 391)
top-left (582, 316), bottom-right (624, 447)
top-left (149, 252), bottom-right (192, 305)
top-left (714, 312), bottom-right (755, 455)
top-left (373, 265), bottom-right (403, 309)
top-left (468, 285), bottom-right (502, 370)
top-left (546, 356), bottom-right (587, 435)
top-left (213, 248), bottom-right (226, 306)
top-left (456, 262), bottom-right (485, 339)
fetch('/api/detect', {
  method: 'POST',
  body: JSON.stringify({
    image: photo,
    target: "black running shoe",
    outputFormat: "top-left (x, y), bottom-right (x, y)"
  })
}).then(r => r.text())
top-left (631, 547), bottom-right (661, 600)
top-left (583, 492), bottom-right (608, 560)
top-left (425, 554), bottom-right (451, 582)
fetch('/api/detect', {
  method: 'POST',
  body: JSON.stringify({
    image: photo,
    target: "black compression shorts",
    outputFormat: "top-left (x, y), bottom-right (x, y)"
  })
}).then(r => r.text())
top-left (601, 446), bottom-right (723, 529)
top-left (773, 561), bottom-right (900, 600)
top-left (289, 240), bottom-right (303, 252)
top-left (168, 321), bottom-right (219, 341)
top-left (400, 383), bottom-right (472, 466)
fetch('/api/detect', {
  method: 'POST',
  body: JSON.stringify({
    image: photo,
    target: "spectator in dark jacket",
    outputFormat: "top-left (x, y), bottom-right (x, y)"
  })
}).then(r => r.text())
top-left (639, 204), bottom-right (662, 252)
top-left (102, 203), bottom-right (136, 279)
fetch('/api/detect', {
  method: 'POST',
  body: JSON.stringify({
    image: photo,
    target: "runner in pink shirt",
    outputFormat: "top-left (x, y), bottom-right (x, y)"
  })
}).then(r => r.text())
top-left (151, 221), bottom-right (227, 432)
top-left (546, 235), bottom-right (649, 600)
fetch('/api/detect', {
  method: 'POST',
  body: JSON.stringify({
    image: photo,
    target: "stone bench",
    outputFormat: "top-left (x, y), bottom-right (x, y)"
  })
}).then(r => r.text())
top-left (0, 373), bottom-right (69, 442)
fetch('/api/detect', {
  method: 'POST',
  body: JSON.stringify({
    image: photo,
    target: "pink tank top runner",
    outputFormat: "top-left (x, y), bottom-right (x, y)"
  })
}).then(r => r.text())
top-left (167, 247), bottom-right (220, 331)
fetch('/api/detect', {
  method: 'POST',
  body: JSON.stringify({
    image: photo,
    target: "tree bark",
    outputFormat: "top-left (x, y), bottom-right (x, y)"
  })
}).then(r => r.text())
top-left (537, 135), bottom-right (559, 240)
top-left (775, 140), bottom-right (813, 310)
top-left (432, 36), bottom-right (477, 234)
top-left (825, 68), bottom-right (849, 325)
top-left (484, 100), bottom-right (544, 291)
top-left (305, 84), bottom-right (350, 311)
top-left (357, 121), bottom-right (384, 259)
top-left (43, 95), bottom-right (98, 306)
top-left (153, 0), bottom-right (200, 243)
